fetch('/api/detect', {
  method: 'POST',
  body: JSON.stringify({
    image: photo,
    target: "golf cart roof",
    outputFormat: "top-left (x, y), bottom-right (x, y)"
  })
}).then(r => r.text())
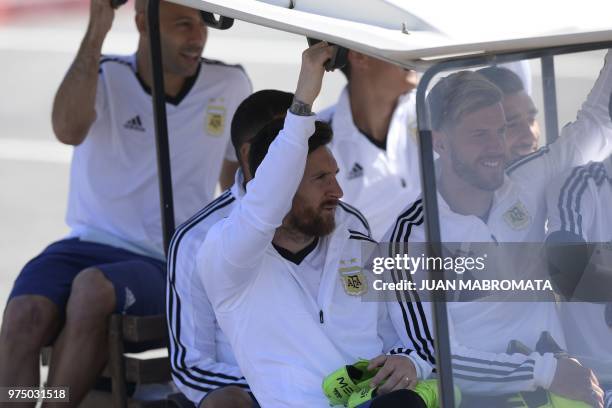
top-left (169, 0), bottom-right (612, 70)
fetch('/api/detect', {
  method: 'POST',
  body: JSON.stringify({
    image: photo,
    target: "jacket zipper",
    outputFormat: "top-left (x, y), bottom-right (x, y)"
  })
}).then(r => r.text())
top-left (278, 257), bottom-right (325, 326)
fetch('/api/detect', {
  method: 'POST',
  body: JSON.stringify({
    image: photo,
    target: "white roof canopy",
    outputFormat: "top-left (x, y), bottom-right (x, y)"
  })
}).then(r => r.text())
top-left (169, 0), bottom-right (612, 70)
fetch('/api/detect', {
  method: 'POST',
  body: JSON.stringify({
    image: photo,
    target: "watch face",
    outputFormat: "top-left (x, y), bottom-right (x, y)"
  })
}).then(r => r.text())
top-left (606, 302), bottom-right (612, 329)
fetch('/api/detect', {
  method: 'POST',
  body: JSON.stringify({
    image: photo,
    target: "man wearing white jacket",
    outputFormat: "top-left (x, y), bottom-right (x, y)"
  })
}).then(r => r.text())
top-left (385, 51), bottom-right (612, 407)
top-left (319, 55), bottom-right (532, 241)
top-left (545, 155), bottom-right (612, 408)
top-left (199, 43), bottom-right (431, 407)
top-left (319, 57), bottom-right (421, 241)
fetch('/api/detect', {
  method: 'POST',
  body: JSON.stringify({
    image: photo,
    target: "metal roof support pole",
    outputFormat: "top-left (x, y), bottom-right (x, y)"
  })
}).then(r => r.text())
top-left (415, 69), bottom-right (456, 408)
top-left (541, 55), bottom-right (559, 144)
top-left (147, 0), bottom-right (176, 255)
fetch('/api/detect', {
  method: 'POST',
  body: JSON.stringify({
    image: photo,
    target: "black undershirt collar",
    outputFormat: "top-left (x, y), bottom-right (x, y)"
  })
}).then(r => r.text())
top-left (358, 127), bottom-right (387, 150)
top-left (135, 63), bottom-right (200, 106)
top-left (273, 237), bottom-right (319, 265)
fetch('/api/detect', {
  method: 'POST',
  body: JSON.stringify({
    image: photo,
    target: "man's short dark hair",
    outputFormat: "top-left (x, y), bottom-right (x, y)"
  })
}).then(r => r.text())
top-left (476, 66), bottom-right (525, 95)
top-left (248, 118), bottom-right (333, 177)
top-left (230, 90), bottom-right (294, 159)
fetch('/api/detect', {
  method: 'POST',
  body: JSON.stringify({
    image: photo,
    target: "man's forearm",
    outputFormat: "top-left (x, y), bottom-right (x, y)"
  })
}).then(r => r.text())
top-left (52, 0), bottom-right (114, 146)
top-left (52, 29), bottom-right (105, 146)
top-left (214, 43), bottom-right (335, 268)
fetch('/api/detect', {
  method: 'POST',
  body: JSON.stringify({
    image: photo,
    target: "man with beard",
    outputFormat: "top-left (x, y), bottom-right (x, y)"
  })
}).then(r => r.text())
top-left (384, 67), bottom-right (610, 407)
top-left (198, 43), bottom-right (432, 407)
top-left (477, 66), bottom-right (541, 163)
top-left (319, 54), bottom-right (532, 240)
top-left (0, 0), bottom-right (250, 406)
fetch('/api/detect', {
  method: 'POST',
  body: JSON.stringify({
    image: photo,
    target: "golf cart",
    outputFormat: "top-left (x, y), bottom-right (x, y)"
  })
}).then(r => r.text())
top-left (117, 1), bottom-right (612, 407)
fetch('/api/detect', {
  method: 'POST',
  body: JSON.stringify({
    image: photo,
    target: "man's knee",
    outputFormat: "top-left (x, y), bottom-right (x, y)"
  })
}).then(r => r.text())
top-left (199, 386), bottom-right (253, 408)
top-left (66, 268), bottom-right (116, 323)
top-left (0, 296), bottom-right (59, 351)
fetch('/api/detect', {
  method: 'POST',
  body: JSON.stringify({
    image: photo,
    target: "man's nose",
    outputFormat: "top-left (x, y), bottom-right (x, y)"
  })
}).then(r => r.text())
top-left (188, 24), bottom-right (207, 46)
top-left (487, 133), bottom-right (507, 154)
top-left (526, 122), bottom-right (540, 145)
top-left (329, 176), bottom-right (343, 199)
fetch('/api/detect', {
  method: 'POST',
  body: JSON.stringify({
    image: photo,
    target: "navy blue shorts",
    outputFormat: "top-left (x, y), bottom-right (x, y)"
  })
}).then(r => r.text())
top-left (9, 238), bottom-right (166, 316)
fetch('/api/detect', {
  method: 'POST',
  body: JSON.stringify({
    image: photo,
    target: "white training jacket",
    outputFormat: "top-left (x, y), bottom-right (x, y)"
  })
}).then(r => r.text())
top-left (545, 157), bottom-right (612, 385)
top-left (198, 112), bottom-right (431, 407)
top-left (385, 185), bottom-right (565, 396)
top-left (167, 171), bottom-right (248, 404)
top-left (385, 49), bottom-right (612, 396)
top-left (507, 50), bottom-right (612, 195)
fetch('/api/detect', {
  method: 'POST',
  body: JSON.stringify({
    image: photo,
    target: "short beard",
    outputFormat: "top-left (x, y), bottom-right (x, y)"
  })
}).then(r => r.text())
top-left (286, 204), bottom-right (336, 237)
top-left (450, 148), bottom-right (503, 192)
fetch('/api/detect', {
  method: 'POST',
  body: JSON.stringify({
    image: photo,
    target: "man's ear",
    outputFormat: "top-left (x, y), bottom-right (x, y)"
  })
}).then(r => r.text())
top-left (432, 130), bottom-right (447, 155)
top-left (239, 142), bottom-right (251, 178)
top-left (239, 143), bottom-right (250, 164)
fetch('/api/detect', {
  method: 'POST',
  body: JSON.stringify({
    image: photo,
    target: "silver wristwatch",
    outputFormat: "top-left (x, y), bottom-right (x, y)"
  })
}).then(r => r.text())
top-left (289, 98), bottom-right (314, 116)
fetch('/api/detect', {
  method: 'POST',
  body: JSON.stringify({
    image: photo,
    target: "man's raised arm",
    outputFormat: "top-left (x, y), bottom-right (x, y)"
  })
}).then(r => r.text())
top-left (52, 0), bottom-right (114, 146)
top-left (198, 43), bottom-right (335, 306)
top-left (507, 50), bottom-right (612, 183)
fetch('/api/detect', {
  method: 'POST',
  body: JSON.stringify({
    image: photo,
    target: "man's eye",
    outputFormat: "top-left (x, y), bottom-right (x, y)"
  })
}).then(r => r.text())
top-left (507, 121), bottom-right (520, 129)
